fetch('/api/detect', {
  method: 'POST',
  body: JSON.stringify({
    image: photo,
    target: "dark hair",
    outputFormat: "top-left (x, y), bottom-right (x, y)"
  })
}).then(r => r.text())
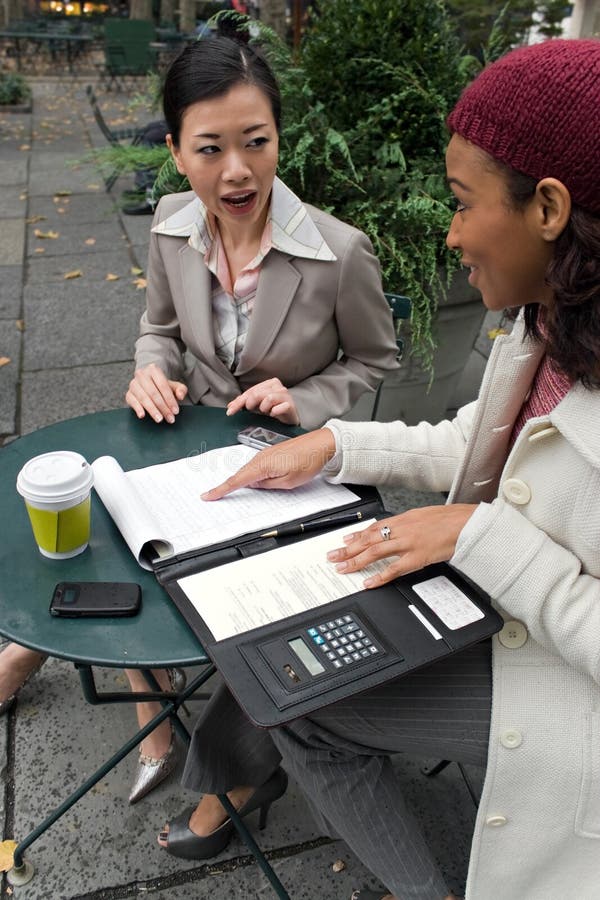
top-left (494, 162), bottom-right (600, 387)
top-left (163, 36), bottom-right (281, 146)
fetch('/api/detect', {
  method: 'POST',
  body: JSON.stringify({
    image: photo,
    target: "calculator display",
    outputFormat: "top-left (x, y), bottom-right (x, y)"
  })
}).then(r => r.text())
top-left (258, 610), bottom-right (391, 694)
top-left (288, 638), bottom-right (325, 676)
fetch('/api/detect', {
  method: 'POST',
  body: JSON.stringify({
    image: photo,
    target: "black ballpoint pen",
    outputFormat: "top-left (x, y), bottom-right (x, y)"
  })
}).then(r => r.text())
top-left (260, 510), bottom-right (364, 539)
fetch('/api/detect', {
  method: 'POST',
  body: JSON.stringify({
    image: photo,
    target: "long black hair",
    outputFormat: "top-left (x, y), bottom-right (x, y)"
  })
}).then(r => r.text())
top-left (163, 34), bottom-right (281, 147)
top-left (498, 164), bottom-right (600, 387)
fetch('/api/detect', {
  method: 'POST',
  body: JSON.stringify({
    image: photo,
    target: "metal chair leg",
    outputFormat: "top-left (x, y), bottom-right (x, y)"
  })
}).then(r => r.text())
top-left (422, 759), bottom-right (480, 808)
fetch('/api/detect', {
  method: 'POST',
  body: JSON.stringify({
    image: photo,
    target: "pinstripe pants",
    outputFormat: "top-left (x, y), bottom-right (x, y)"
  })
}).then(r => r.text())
top-left (182, 640), bottom-right (492, 900)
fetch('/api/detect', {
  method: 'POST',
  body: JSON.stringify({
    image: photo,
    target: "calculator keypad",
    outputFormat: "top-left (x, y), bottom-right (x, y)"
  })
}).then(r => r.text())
top-left (309, 614), bottom-right (382, 670)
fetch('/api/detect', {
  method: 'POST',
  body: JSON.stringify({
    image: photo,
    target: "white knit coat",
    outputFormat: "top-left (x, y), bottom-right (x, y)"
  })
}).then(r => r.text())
top-left (325, 317), bottom-right (600, 900)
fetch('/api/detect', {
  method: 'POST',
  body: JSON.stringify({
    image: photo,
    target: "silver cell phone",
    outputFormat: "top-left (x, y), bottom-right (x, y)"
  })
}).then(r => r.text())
top-left (237, 425), bottom-right (291, 450)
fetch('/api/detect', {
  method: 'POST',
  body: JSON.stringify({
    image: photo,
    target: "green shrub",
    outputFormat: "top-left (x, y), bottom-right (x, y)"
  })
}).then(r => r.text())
top-left (272, 0), bottom-right (480, 368)
top-left (0, 73), bottom-right (31, 106)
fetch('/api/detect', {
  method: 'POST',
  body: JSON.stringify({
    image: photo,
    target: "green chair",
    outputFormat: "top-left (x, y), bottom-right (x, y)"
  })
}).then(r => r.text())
top-left (370, 292), bottom-right (411, 420)
top-left (100, 19), bottom-right (157, 91)
top-left (85, 84), bottom-right (150, 190)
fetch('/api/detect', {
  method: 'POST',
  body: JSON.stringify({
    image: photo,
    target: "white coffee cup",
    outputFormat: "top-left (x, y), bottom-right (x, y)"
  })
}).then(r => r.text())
top-left (16, 451), bottom-right (94, 559)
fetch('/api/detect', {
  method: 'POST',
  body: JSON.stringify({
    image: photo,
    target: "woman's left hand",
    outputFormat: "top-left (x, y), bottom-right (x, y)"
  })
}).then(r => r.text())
top-left (327, 504), bottom-right (478, 588)
top-left (226, 378), bottom-right (300, 425)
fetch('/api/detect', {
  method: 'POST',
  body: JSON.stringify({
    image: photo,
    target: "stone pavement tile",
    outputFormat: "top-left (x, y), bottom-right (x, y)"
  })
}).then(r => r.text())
top-left (27, 159), bottom-right (103, 197)
top-left (0, 186), bottom-right (29, 219)
top-left (30, 130), bottom-right (90, 155)
top-left (0, 266), bottom-right (23, 318)
top-left (1, 219), bottom-right (26, 266)
top-left (22, 279), bottom-right (143, 370)
top-left (26, 191), bottom-right (119, 226)
top-left (25, 218), bottom-right (129, 259)
top-left (21, 362), bottom-right (132, 433)
top-left (0, 109), bottom-right (31, 137)
top-left (0, 158), bottom-right (28, 187)
top-left (25, 246), bottom-right (136, 284)
top-left (0, 322), bottom-right (21, 436)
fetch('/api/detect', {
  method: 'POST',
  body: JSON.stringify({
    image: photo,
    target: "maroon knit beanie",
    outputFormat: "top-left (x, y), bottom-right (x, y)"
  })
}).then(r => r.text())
top-left (447, 39), bottom-right (600, 214)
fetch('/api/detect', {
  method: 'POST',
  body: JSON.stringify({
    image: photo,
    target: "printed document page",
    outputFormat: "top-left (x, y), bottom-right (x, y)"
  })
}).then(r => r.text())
top-left (177, 519), bottom-right (391, 640)
top-left (92, 445), bottom-right (359, 569)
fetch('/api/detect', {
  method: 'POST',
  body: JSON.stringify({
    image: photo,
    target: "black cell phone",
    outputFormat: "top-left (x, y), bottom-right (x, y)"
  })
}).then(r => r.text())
top-left (237, 425), bottom-right (291, 450)
top-left (50, 582), bottom-right (141, 618)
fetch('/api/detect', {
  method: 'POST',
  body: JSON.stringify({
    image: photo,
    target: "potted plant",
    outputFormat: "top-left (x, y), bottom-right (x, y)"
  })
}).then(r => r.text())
top-left (272, 0), bottom-right (486, 422)
top-left (0, 73), bottom-right (32, 113)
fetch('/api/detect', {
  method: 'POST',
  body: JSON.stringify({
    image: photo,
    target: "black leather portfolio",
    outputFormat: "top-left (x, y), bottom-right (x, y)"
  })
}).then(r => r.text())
top-left (156, 486), bottom-right (503, 727)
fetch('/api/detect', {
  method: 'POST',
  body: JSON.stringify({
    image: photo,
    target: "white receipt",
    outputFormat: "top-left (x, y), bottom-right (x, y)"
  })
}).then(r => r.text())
top-left (411, 575), bottom-right (484, 630)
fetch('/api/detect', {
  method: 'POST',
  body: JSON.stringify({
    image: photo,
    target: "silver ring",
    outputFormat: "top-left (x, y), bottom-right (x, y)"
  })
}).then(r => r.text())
top-left (380, 525), bottom-right (391, 541)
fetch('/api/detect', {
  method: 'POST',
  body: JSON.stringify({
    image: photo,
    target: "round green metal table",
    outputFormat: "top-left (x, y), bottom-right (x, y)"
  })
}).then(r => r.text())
top-left (0, 406), bottom-right (298, 896)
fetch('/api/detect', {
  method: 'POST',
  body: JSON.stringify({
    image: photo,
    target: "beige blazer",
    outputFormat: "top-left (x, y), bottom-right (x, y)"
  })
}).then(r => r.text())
top-left (135, 191), bottom-right (399, 429)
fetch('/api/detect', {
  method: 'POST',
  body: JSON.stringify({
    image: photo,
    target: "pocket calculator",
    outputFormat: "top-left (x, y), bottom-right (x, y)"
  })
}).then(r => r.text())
top-left (259, 610), bottom-right (392, 692)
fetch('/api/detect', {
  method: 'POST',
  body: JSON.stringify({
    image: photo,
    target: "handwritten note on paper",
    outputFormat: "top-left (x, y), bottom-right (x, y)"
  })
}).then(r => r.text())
top-left (177, 519), bottom-right (391, 641)
top-left (91, 445), bottom-right (360, 569)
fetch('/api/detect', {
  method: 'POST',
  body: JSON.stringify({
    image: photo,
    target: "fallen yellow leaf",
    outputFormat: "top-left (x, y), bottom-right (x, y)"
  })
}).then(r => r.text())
top-left (34, 247), bottom-right (46, 254)
top-left (133, 277), bottom-right (147, 290)
top-left (26, 215), bottom-right (46, 224)
top-left (130, 266), bottom-right (143, 276)
top-left (0, 839), bottom-right (18, 872)
top-left (57, 208), bottom-right (66, 214)
top-left (54, 190), bottom-right (72, 197)
top-left (0, 357), bottom-right (11, 368)
top-left (33, 229), bottom-right (59, 240)
top-left (19, 144), bottom-right (30, 151)
top-left (487, 327), bottom-right (508, 340)
top-left (84, 238), bottom-right (96, 246)
top-left (15, 320), bottom-right (25, 332)
top-left (63, 270), bottom-right (83, 280)
top-left (105, 273), bottom-right (120, 281)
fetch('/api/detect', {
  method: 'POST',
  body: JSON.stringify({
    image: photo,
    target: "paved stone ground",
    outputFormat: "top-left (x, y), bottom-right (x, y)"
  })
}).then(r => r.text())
top-left (0, 79), bottom-right (495, 900)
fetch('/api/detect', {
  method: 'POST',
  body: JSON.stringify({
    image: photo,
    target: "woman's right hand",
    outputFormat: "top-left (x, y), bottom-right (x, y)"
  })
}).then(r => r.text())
top-left (125, 363), bottom-right (188, 424)
top-left (202, 428), bottom-right (337, 499)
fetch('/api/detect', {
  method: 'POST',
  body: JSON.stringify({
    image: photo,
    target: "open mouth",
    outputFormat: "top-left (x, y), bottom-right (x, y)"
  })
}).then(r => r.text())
top-left (222, 191), bottom-right (257, 211)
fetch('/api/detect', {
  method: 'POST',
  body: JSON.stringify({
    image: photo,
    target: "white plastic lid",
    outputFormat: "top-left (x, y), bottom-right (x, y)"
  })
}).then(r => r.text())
top-left (16, 451), bottom-right (93, 504)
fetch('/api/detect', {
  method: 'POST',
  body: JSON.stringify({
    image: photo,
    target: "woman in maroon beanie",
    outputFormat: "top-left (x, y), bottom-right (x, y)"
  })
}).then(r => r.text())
top-left (157, 39), bottom-right (600, 900)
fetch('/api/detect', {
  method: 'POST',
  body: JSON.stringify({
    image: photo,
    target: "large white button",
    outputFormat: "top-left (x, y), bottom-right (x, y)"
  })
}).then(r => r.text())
top-left (486, 815), bottom-right (508, 827)
top-left (500, 728), bottom-right (523, 749)
top-left (498, 620), bottom-right (528, 649)
top-left (502, 478), bottom-right (531, 505)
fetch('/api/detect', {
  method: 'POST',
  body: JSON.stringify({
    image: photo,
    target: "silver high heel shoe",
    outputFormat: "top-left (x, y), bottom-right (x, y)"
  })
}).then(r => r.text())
top-left (129, 722), bottom-right (178, 804)
top-left (166, 667), bottom-right (186, 693)
top-left (128, 668), bottom-right (186, 804)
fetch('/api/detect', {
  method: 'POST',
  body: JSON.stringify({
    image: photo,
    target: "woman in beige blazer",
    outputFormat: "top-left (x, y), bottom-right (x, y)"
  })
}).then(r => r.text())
top-left (122, 31), bottom-right (399, 808)
top-left (125, 42), bottom-right (398, 432)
